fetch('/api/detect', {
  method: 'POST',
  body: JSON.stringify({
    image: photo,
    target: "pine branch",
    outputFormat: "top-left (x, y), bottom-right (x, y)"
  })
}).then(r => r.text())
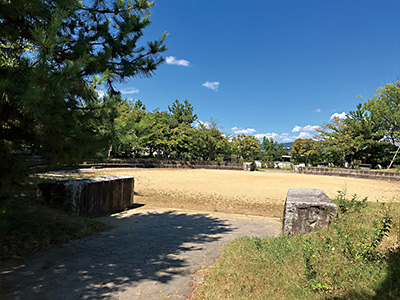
top-left (79, 6), bottom-right (139, 15)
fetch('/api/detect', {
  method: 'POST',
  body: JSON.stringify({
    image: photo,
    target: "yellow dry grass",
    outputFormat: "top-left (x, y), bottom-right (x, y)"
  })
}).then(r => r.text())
top-left (74, 168), bottom-right (400, 217)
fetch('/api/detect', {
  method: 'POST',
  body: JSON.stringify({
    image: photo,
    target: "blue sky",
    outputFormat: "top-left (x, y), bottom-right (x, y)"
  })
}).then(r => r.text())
top-left (115, 0), bottom-right (400, 143)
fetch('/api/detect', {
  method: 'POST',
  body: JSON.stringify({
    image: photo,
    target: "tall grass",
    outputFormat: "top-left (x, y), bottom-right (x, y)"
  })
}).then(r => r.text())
top-left (193, 193), bottom-right (400, 300)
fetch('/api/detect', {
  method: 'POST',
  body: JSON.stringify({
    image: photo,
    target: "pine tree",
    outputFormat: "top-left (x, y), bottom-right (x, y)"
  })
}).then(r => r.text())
top-left (0, 0), bottom-right (167, 198)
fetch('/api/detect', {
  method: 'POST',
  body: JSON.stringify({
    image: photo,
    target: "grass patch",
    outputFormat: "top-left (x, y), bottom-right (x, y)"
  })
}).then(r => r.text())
top-left (193, 193), bottom-right (400, 300)
top-left (0, 176), bottom-right (111, 262)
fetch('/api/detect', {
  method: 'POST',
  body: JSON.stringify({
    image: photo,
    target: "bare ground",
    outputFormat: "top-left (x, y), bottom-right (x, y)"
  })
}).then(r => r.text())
top-left (61, 168), bottom-right (400, 218)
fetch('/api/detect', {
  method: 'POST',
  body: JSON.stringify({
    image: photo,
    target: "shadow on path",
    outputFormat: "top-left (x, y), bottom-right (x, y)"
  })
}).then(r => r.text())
top-left (2, 209), bottom-right (236, 299)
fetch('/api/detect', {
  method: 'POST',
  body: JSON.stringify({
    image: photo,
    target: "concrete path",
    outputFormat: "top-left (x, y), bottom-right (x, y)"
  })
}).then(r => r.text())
top-left (1, 207), bottom-right (281, 300)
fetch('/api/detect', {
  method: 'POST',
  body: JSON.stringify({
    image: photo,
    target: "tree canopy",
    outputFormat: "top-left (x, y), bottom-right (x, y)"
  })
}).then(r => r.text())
top-left (291, 138), bottom-right (321, 166)
top-left (313, 81), bottom-right (400, 168)
top-left (0, 0), bottom-right (167, 197)
top-left (365, 82), bottom-right (400, 144)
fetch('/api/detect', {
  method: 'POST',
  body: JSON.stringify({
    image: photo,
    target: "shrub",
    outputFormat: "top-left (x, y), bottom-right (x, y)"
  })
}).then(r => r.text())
top-left (333, 189), bottom-right (368, 214)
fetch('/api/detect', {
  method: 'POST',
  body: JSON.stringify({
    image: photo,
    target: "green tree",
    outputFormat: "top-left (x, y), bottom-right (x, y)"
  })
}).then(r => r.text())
top-left (345, 103), bottom-right (385, 166)
top-left (291, 138), bottom-right (322, 166)
top-left (166, 99), bottom-right (198, 159)
top-left (168, 99), bottom-right (198, 126)
top-left (365, 81), bottom-right (400, 168)
top-left (169, 123), bottom-right (193, 160)
top-left (139, 110), bottom-right (172, 158)
top-left (260, 137), bottom-right (285, 160)
top-left (109, 98), bottom-right (147, 157)
top-left (232, 134), bottom-right (260, 161)
top-left (0, 0), bottom-right (166, 196)
top-left (316, 117), bottom-right (354, 167)
top-left (191, 119), bottom-right (226, 161)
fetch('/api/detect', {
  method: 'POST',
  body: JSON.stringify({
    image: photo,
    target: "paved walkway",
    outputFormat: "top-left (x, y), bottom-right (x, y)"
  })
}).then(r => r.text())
top-left (1, 207), bottom-right (281, 299)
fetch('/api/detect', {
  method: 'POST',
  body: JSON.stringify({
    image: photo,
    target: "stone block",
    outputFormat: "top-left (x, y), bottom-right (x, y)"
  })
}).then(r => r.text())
top-left (243, 162), bottom-right (256, 171)
top-left (282, 188), bottom-right (337, 236)
top-left (38, 175), bottom-right (134, 217)
top-left (359, 164), bottom-right (372, 170)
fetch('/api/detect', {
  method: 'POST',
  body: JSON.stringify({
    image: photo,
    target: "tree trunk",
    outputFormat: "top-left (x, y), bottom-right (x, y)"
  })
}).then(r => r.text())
top-left (107, 145), bottom-right (112, 159)
top-left (388, 143), bottom-right (400, 169)
top-left (342, 151), bottom-right (346, 168)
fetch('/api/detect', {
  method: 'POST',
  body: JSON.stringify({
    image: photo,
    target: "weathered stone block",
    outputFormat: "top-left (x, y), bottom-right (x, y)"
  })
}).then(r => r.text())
top-left (38, 175), bottom-right (134, 217)
top-left (243, 162), bottom-right (256, 171)
top-left (359, 164), bottom-right (372, 170)
top-left (282, 188), bottom-right (337, 236)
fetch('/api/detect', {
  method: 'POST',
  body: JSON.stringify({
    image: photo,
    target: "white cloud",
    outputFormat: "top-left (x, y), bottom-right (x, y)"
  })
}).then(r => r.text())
top-left (292, 125), bottom-right (320, 132)
top-left (202, 81), bottom-right (220, 91)
top-left (281, 137), bottom-right (295, 142)
top-left (292, 126), bottom-right (302, 132)
top-left (195, 120), bottom-right (211, 129)
top-left (95, 89), bottom-right (105, 98)
top-left (232, 125), bottom-right (320, 143)
top-left (165, 56), bottom-right (190, 67)
top-left (255, 132), bottom-right (300, 142)
top-left (195, 120), bottom-right (203, 129)
top-left (232, 127), bottom-right (256, 135)
top-left (299, 132), bottom-right (313, 139)
top-left (254, 131), bottom-right (318, 143)
top-left (120, 88), bottom-right (140, 95)
top-left (330, 112), bottom-right (346, 120)
top-left (254, 133), bottom-right (279, 140)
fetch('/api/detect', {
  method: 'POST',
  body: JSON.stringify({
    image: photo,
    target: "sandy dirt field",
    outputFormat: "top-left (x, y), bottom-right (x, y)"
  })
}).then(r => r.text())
top-left (68, 168), bottom-right (400, 217)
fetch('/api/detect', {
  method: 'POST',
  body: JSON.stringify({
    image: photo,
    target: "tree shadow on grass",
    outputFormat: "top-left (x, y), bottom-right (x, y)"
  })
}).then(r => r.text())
top-left (326, 248), bottom-right (400, 300)
top-left (1, 209), bottom-right (234, 299)
top-left (372, 248), bottom-right (400, 300)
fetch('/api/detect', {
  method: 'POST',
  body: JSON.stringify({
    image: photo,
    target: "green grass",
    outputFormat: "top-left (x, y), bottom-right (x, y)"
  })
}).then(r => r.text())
top-left (193, 195), bottom-right (400, 300)
top-left (0, 176), bottom-right (111, 262)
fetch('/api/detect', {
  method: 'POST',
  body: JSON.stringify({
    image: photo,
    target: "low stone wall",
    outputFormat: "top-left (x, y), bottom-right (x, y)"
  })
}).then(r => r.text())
top-left (294, 166), bottom-right (400, 182)
top-left (38, 175), bottom-right (134, 217)
top-left (80, 159), bottom-right (245, 171)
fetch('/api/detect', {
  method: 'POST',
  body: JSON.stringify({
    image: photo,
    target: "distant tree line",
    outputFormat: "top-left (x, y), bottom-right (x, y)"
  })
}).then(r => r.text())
top-left (291, 81), bottom-right (400, 169)
top-left (102, 96), bottom-right (285, 164)
top-left (109, 80), bottom-right (400, 170)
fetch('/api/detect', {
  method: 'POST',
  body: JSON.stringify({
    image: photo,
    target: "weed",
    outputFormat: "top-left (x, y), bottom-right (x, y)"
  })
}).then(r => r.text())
top-left (333, 189), bottom-right (368, 214)
top-left (301, 192), bottom-right (394, 296)
top-left (303, 237), bottom-right (317, 280)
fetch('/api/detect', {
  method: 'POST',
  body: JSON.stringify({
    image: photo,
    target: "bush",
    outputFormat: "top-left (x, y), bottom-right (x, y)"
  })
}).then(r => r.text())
top-left (333, 189), bottom-right (368, 214)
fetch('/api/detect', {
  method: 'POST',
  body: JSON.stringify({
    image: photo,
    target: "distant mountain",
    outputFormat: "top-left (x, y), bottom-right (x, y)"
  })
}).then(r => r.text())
top-left (282, 142), bottom-right (294, 149)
